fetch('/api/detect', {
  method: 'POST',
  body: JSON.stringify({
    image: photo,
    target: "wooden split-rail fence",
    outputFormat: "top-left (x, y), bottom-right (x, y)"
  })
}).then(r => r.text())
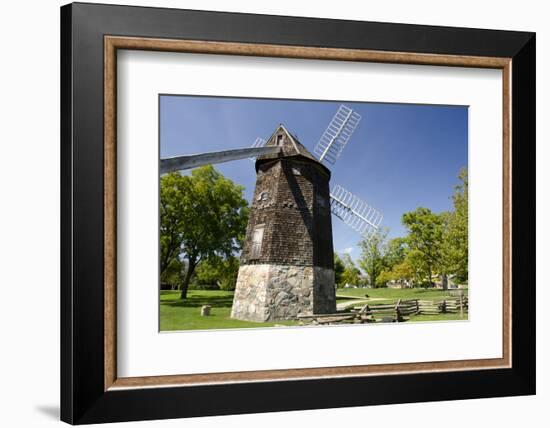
top-left (297, 296), bottom-right (468, 325)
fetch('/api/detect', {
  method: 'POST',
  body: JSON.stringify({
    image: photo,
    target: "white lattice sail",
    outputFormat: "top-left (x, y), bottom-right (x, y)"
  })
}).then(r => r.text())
top-left (248, 137), bottom-right (267, 161)
top-left (313, 105), bottom-right (361, 165)
top-left (329, 184), bottom-right (383, 238)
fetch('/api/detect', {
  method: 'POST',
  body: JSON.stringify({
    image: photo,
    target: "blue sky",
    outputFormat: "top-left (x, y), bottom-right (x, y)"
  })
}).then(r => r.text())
top-left (160, 95), bottom-right (467, 261)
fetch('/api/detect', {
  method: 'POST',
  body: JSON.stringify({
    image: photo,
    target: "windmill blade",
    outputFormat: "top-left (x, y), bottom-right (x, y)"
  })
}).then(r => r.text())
top-left (330, 184), bottom-right (383, 238)
top-left (313, 105), bottom-right (361, 165)
top-left (160, 145), bottom-right (280, 174)
top-left (249, 137), bottom-right (267, 161)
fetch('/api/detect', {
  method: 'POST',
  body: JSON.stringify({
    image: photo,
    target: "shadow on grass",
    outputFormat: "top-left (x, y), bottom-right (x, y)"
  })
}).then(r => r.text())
top-left (162, 295), bottom-right (234, 308)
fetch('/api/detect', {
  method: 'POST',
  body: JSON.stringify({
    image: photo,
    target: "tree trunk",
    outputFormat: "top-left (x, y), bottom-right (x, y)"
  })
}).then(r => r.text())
top-left (180, 260), bottom-right (196, 300)
top-left (441, 273), bottom-right (448, 290)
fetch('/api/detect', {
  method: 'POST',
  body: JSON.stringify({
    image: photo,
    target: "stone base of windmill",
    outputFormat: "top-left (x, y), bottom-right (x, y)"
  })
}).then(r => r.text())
top-left (230, 264), bottom-right (336, 322)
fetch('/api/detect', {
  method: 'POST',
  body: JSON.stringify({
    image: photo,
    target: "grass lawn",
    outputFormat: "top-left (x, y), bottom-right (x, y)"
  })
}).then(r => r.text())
top-left (160, 290), bottom-right (299, 331)
top-left (336, 287), bottom-right (468, 322)
top-left (408, 313), bottom-right (467, 322)
top-left (160, 287), bottom-right (468, 331)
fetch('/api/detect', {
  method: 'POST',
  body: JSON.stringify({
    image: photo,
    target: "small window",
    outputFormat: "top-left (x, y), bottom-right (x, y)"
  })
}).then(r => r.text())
top-left (257, 191), bottom-right (269, 201)
top-left (292, 167), bottom-right (301, 176)
top-left (276, 134), bottom-right (283, 145)
top-left (250, 226), bottom-right (264, 258)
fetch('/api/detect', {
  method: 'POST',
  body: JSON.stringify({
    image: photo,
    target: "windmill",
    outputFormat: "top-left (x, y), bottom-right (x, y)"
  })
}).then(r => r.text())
top-left (161, 104), bottom-right (382, 322)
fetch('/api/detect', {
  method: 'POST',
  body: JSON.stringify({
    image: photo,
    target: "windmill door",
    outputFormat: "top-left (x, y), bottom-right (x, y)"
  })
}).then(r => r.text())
top-left (250, 225), bottom-right (264, 259)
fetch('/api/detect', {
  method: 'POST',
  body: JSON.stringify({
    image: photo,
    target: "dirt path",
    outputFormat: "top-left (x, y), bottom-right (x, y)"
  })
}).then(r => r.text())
top-left (336, 298), bottom-right (387, 311)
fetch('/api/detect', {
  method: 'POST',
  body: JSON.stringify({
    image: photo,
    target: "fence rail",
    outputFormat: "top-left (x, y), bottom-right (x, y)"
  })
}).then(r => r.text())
top-left (297, 296), bottom-right (468, 325)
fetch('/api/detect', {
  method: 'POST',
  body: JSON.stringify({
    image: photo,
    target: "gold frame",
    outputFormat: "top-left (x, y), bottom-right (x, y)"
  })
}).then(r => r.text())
top-left (104, 36), bottom-right (512, 391)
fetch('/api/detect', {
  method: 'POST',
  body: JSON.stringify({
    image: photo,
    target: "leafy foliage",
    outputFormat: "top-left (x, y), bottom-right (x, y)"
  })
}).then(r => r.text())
top-left (160, 257), bottom-right (186, 290)
top-left (362, 168), bottom-right (468, 289)
top-left (402, 207), bottom-right (446, 287)
top-left (333, 253), bottom-right (346, 288)
top-left (358, 227), bottom-right (389, 287)
top-left (384, 237), bottom-right (408, 268)
top-left (192, 255), bottom-right (241, 291)
top-left (160, 166), bottom-right (249, 298)
top-left (376, 257), bottom-right (416, 286)
top-left (443, 167), bottom-right (468, 282)
top-left (340, 253), bottom-right (362, 286)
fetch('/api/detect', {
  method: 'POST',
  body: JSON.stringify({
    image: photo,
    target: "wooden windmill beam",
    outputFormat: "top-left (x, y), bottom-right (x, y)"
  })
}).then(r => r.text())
top-left (160, 146), bottom-right (281, 173)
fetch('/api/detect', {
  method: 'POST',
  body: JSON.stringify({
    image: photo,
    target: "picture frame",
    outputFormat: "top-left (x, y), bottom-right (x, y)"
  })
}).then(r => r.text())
top-left (60, 2), bottom-right (535, 424)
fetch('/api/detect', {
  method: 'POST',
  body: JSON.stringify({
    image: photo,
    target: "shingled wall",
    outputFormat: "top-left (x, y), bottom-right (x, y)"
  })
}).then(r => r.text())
top-left (240, 158), bottom-right (334, 269)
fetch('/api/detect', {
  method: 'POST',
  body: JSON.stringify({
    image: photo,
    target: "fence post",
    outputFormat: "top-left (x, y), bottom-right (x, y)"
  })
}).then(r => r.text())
top-left (415, 299), bottom-right (420, 314)
top-left (395, 298), bottom-right (402, 322)
top-left (459, 293), bottom-right (464, 318)
top-left (441, 300), bottom-right (447, 314)
top-left (359, 303), bottom-right (370, 323)
top-left (365, 304), bottom-right (370, 322)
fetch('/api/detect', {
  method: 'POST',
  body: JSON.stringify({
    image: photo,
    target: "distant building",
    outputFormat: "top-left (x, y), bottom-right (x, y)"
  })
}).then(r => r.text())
top-left (386, 280), bottom-right (412, 289)
top-left (433, 274), bottom-right (461, 289)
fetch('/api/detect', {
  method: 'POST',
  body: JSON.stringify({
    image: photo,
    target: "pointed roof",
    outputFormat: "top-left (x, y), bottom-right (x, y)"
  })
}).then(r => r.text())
top-left (256, 124), bottom-right (330, 176)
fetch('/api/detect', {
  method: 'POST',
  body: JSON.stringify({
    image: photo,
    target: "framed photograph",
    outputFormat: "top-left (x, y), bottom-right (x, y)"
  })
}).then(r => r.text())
top-left (61, 2), bottom-right (535, 424)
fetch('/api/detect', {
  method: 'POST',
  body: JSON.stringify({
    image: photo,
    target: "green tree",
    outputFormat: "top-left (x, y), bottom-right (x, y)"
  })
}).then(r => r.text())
top-left (341, 253), bottom-right (361, 286)
top-left (443, 168), bottom-right (468, 283)
top-left (191, 257), bottom-right (222, 290)
top-left (359, 228), bottom-right (389, 287)
top-left (217, 256), bottom-right (241, 291)
top-left (392, 259), bottom-right (416, 284)
top-left (192, 255), bottom-right (241, 290)
top-left (402, 208), bottom-right (445, 288)
top-left (377, 257), bottom-right (416, 287)
top-left (160, 166), bottom-right (249, 299)
top-left (376, 270), bottom-right (394, 286)
top-left (160, 257), bottom-right (186, 290)
top-left (405, 249), bottom-right (433, 287)
top-left (333, 253), bottom-right (346, 288)
top-left (383, 237), bottom-right (408, 270)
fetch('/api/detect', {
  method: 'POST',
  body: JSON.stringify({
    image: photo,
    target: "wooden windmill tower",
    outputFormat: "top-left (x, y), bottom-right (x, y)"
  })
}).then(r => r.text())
top-left (230, 125), bottom-right (335, 322)
top-left (160, 105), bottom-right (383, 322)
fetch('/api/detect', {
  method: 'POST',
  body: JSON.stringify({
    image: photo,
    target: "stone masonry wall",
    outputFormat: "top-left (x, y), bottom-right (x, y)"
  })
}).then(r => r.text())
top-left (231, 264), bottom-right (336, 322)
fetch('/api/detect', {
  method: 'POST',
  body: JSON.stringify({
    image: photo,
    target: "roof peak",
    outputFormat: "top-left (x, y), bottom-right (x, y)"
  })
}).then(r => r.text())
top-left (255, 125), bottom-right (330, 176)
